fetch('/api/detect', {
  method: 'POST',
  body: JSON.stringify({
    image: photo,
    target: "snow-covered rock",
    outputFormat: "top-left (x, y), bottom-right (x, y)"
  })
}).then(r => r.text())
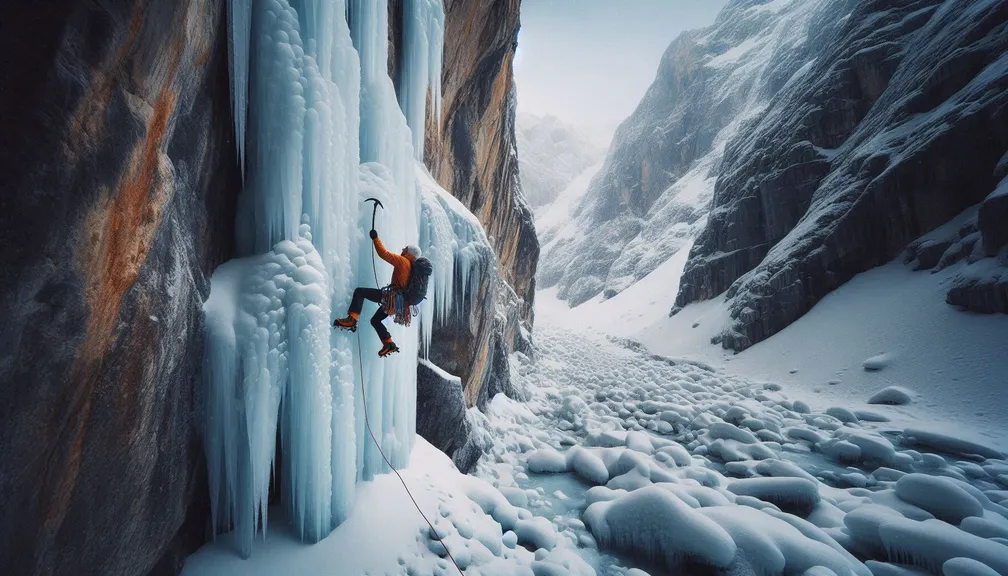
top-left (867, 387), bottom-right (914, 406)
top-left (416, 359), bottom-right (485, 472)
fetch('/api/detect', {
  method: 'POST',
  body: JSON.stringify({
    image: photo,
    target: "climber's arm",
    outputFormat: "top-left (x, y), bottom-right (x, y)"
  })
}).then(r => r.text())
top-left (373, 235), bottom-right (409, 269)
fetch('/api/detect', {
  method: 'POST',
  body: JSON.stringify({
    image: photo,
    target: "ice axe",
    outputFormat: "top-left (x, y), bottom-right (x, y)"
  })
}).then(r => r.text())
top-left (364, 197), bottom-right (384, 288)
top-left (364, 197), bottom-right (384, 231)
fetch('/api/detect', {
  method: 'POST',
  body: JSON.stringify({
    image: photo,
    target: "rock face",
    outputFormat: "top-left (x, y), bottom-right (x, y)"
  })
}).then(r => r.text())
top-left (416, 360), bottom-right (467, 460)
top-left (0, 1), bottom-right (239, 575)
top-left (904, 162), bottom-right (1008, 315)
top-left (678, 0), bottom-right (1008, 350)
top-left (391, 0), bottom-right (534, 410)
top-left (424, 0), bottom-right (539, 328)
top-left (555, 0), bottom-right (1007, 349)
top-left (544, 0), bottom-right (1006, 346)
top-left (415, 360), bottom-right (490, 473)
top-left (420, 211), bottom-right (525, 409)
top-left (425, 241), bottom-right (508, 407)
top-left (979, 154), bottom-right (1008, 257)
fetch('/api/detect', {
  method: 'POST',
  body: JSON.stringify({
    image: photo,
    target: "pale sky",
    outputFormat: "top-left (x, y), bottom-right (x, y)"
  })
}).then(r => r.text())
top-left (515, 0), bottom-right (728, 138)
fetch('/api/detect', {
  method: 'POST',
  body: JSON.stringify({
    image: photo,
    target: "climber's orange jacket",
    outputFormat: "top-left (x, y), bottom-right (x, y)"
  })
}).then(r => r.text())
top-left (374, 236), bottom-right (414, 290)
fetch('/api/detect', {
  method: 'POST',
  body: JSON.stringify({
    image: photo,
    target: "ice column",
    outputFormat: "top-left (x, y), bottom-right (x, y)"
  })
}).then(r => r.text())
top-left (204, 0), bottom-right (446, 557)
top-left (348, 0), bottom-right (423, 479)
top-left (204, 226), bottom-right (336, 556)
top-left (400, 0), bottom-right (445, 159)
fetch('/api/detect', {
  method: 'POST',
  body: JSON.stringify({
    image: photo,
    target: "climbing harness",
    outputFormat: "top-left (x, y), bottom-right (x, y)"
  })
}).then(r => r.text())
top-left (381, 286), bottom-right (419, 327)
top-left (350, 201), bottom-right (463, 575)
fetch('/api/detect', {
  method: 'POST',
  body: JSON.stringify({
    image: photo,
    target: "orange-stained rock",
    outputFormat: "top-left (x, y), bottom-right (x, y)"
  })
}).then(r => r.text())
top-left (0, 1), bottom-right (239, 574)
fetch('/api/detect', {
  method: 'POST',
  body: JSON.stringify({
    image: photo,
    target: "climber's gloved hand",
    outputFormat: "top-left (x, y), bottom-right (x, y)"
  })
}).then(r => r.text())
top-left (369, 229), bottom-right (378, 240)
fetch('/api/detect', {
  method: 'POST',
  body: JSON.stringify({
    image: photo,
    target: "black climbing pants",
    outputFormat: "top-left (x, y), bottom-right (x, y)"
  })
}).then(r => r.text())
top-left (348, 287), bottom-right (391, 342)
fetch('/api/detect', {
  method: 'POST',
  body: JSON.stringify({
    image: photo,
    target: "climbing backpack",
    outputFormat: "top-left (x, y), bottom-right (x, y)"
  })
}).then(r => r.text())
top-left (404, 257), bottom-right (432, 305)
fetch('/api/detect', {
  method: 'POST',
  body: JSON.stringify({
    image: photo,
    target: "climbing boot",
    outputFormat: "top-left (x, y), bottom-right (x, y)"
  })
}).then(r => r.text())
top-left (378, 340), bottom-right (399, 357)
top-left (333, 314), bottom-right (358, 332)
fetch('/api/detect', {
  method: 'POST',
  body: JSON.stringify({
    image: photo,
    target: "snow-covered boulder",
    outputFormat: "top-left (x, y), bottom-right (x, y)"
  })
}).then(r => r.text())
top-left (417, 360), bottom-right (492, 472)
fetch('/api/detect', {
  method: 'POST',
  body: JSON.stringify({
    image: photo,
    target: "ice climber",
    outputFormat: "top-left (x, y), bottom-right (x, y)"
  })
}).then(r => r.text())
top-left (334, 228), bottom-right (432, 357)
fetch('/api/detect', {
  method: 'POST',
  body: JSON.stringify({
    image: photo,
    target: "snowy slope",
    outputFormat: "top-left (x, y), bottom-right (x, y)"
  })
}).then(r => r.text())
top-left (535, 162), bottom-right (602, 257)
top-left (540, 249), bottom-right (1008, 448)
top-left (657, 261), bottom-right (1008, 448)
top-left (516, 114), bottom-right (606, 208)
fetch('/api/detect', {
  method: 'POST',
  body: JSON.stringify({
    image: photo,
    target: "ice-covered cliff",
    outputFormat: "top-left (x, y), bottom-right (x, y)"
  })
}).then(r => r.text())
top-left (422, 0), bottom-right (540, 334)
top-left (200, 0), bottom-right (519, 557)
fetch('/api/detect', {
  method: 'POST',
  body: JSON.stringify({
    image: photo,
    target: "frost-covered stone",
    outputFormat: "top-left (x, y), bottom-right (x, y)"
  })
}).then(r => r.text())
top-left (868, 387), bottom-right (913, 406)
top-left (727, 477), bottom-right (821, 516)
top-left (584, 486), bottom-right (737, 571)
top-left (878, 518), bottom-right (1008, 575)
top-left (894, 474), bottom-right (984, 525)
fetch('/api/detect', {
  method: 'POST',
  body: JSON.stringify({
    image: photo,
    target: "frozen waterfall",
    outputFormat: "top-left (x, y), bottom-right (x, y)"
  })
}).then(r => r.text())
top-left (203, 0), bottom-right (447, 557)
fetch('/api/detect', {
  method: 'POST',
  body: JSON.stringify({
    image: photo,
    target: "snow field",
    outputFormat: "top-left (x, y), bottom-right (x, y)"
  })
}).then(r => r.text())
top-left (629, 260), bottom-right (1008, 449)
top-left (474, 326), bottom-right (1008, 576)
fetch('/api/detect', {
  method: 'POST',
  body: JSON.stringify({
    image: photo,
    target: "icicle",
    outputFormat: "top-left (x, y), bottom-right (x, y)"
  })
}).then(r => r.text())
top-left (427, 1), bottom-right (444, 125)
top-left (399, 0), bottom-right (445, 159)
top-left (415, 163), bottom-right (492, 358)
top-left (228, 0), bottom-right (252, 176)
